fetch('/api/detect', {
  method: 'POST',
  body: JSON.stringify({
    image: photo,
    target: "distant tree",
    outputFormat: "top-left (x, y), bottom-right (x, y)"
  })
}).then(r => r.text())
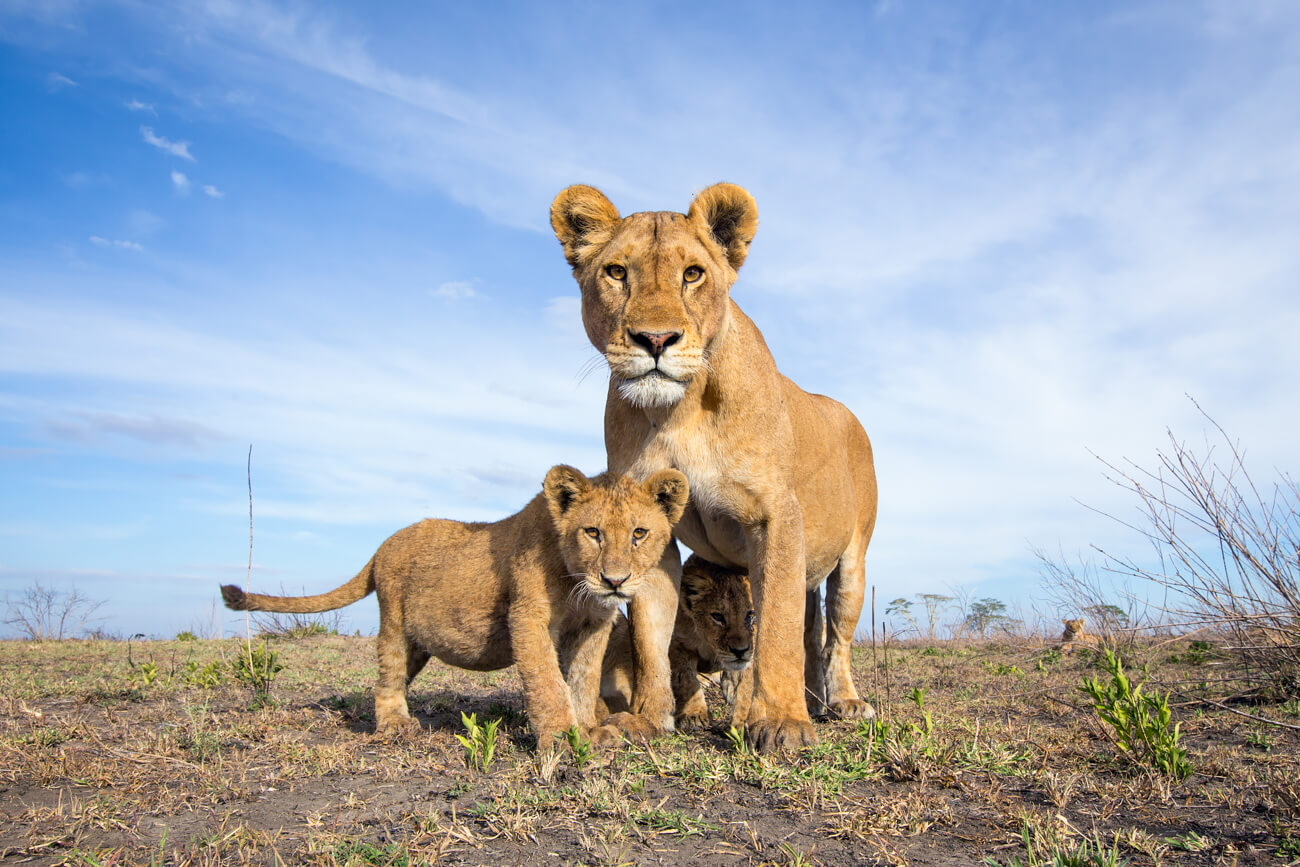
top-left (964, 597), bottom-right (1009, 638)
top-left (885, 597), bottom-right (917, 636)
top-left (918, 593), bottom-right (954, 639)
top-left (3, 581), bottom-right (105, 641)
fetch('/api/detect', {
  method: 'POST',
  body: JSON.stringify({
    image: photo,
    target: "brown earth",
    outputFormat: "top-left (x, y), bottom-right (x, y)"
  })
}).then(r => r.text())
top-left (1, 632), bottom-right (1297, 865)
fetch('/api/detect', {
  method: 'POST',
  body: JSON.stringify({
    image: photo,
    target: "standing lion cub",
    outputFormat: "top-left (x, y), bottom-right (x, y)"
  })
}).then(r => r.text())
top-left (220, 465), bottom-right (688, 748)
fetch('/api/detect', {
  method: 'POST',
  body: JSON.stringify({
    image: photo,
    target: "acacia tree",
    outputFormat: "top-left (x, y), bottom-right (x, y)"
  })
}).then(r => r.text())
top-left (3, 581), bottom-right (105, 640)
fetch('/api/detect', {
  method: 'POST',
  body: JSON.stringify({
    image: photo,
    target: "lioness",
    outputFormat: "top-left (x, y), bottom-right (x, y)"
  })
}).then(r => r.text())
top-left (551, 182), bottom-right (879, 751)
top-left (220, 465), bottom-right (688, 748)
top-left (1057, 618), bottom-right (1101, 653)
top-left (601, 555), bottom-right (754, 730)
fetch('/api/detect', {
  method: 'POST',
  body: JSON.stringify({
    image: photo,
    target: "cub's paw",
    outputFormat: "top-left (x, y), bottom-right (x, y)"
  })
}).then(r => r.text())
top-left (828, 698), bottom-right (876, 721)
top-left (745, 717), bottom-right (818, 753)
top-left (674, 708), bottom-right (711, 732)
top-left (583, 723), bottom-right (625, 748)
top-left (601, 711), bottom-right (663, 743)
top-left (375, 714), bottom-right (421, 736)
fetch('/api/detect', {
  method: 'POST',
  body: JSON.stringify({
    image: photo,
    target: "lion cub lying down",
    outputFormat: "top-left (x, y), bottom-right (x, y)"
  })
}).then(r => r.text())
top-left (601, 555), bottom-right (753, 730)
top-left (221, 465), bottom-right (688, 748)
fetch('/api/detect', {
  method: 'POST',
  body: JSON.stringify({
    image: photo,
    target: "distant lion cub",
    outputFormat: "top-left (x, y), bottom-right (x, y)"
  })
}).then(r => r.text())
top-left (221, 465), bottom-right (688, 748)
top-left (601, 555), bottom-right (753, 730)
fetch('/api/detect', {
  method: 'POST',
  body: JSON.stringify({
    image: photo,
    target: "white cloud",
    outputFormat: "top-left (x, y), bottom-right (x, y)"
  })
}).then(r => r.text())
top-left (201, 184), bottom-right (224, 198)
top-left (87, 236), bottom-right (143, 252)
top-left (140, 126), bottom-right (194, 161)
top-left (45, 71), bottom-right (76, 89)
top-left (125, 99), bottom-right (154, 113)
top-left (428, 280), bottom-right (476, 300)
top-left (170, 170), bottom-right (191, 194)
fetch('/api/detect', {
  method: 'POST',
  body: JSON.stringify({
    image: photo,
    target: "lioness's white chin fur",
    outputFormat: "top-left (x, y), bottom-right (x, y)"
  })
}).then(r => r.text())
top-left (616, 374), bottom-right (687, 408)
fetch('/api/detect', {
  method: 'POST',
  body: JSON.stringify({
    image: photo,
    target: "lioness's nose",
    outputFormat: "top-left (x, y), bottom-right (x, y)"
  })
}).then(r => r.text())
top-left (602, 573), bottom-right (630, 590)
top-left (629, 330), bottom-right (681, 359)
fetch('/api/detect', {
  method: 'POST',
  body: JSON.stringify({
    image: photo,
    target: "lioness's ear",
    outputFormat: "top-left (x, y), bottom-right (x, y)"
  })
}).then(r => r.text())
top-left (550, 185), bottom-right (622, 268)
top-left (543, 464), bottom-right (591, 524)
top-left (643, 469), bottom-right (689, 525)
top-left (687, 182), bottom-right (758, 270)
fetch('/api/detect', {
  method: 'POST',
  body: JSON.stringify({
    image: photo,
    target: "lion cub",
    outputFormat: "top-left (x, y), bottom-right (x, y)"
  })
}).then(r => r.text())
top-left (601, 555), bottom-right (753, 730)
top-left (221, 465), bottom-right (688, 748)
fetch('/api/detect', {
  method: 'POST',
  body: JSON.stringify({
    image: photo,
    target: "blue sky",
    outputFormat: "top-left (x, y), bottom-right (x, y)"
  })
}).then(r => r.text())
top-left (1, 1), bottom-right (1298, 638)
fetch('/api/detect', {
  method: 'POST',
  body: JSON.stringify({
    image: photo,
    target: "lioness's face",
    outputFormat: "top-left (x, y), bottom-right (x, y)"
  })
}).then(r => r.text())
top-left (681, 556), bottom-right (754, 671)
top-left (551, 184), bottom-right (758, 409)
top-left (544, 465), bottom-right (689, 609)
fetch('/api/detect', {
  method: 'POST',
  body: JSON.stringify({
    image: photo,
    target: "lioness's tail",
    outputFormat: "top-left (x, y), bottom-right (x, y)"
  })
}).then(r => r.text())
top-left (220, 558), bottom-right (376, 614)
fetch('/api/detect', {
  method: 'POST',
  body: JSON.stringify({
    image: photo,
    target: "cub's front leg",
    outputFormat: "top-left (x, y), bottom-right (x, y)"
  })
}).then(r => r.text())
top-left (559, 612), bottom-right (622, 747)
top-left (622, 543), bottom-right (682, 738)
top-left (508, 598), bottom-right (580, 751)
top-left (670, 641), bottom-right (710, 731)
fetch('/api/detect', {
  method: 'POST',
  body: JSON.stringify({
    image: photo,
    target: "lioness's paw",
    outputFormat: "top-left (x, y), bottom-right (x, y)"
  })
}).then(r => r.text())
top-left (674, 708), bottom-right (710, 732)
top-left (602, 711), bottom-right (663, 743)
top-left (745, 717), bottom-right (818, 753)
top-left (829, 698), bottom-right (876, 721)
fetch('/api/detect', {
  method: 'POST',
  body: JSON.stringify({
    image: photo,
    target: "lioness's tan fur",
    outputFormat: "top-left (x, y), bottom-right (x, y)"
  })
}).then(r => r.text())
top-left (1057, 618), bottom-right (1101, 653)
top-left (601, 555), bottom-right (754, 730)
top-left (551, 183), bottom-right (878, 751)
top-left (221, 465), bottom-right (687, 748)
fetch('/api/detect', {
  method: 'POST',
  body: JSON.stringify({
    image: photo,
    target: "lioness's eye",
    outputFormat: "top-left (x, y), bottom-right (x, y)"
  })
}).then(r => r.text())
top-left (584, 527), bottom-right (601, 540)
top-left (711, 613), bottom-right (726, 625)
top-left (605, 264), bottom-right (626, 280)
top-left (632, 527), bottom-right (648, 541)
top-left (683, 265), bottom-right (703, 282)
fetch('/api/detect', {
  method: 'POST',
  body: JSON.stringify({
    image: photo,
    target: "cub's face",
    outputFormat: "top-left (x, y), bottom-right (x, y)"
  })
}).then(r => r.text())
top-left (680, 556), bottom-right (754, 671)
top-left (543, 465), bottom-right (689, 609)
top-left (550, 183), bottom-right (758, 409)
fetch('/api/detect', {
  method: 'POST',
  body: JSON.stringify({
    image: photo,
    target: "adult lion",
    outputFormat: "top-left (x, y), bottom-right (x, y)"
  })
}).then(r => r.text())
top-left (550, 183), bottom-right (878, 751)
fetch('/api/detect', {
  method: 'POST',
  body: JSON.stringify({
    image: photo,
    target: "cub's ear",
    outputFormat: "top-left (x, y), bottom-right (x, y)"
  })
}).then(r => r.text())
top-left (543, 464), bottom-right (592, 524)
top-left (679, 563), bottom-right (713, 611)
top-left (687, 182), bottom-right (758, 270)
top-left (643, 468), bottom-right (689, 525)
top-left (550, 185), bottom-right (622, 268)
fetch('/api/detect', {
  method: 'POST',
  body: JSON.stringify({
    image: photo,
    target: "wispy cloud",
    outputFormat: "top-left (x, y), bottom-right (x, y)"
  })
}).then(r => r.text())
top-left (88, 236), bottom-right (143, 251)
top-left (140, 126), bottom-right (194, 161)
top-left (125, 98), bottom-right (154, 113)
top-left (428, 280), bottom-right (476, 300)
top-left (44, 411), bottom-right (226, 448)
top-left (170, 170), bottom-right (191, 194)
top-left (201, 184), bottom-right (224, 198)
top-left (45, 71), bottom-right (76, 90)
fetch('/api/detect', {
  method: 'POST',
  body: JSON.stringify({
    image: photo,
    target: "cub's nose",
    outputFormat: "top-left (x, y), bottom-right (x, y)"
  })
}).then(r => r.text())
top-left (628, 330), bottom-right (681, 359)
top-left (602, 573), bottom-right (630, 590)
top-left (730, 643), bottom-right (751, 659)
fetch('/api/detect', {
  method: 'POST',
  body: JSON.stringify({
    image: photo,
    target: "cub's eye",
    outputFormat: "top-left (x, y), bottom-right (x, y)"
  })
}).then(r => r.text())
top-left (683, 265), bottom-right (703, 283)
top-left (584, 527), bottom-right (601, 540)
top-left (710, 613), bottom-right (726, 626)
top-left (605, 264), bottom-right (626, 280)
top-left (745, 611), bottom-right (756, 628)
top-left (631, 527), bottom-right (648, 541)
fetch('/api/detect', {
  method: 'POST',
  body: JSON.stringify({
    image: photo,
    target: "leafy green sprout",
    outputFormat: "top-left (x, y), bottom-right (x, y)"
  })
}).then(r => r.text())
top-left (455, 712), bottom-right (500, 772)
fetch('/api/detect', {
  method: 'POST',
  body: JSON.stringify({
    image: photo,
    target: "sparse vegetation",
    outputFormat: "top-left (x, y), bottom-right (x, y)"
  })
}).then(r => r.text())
top-left (0, 631), bottom-right (1295, 863)
top-left (230, 639), bottom-right (284, 706)
top-left (1080, 649), bottom-right (1191, 780)
top-left (455, 711), bottom-right (500, 772)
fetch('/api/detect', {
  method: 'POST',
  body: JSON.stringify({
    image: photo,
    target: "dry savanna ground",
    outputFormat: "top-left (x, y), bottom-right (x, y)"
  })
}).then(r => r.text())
top-left (2, 631), bottom-right (1298, 866)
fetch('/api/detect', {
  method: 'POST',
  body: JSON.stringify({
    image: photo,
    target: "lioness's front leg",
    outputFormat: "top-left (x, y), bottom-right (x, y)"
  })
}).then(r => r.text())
top-left (621, 543), bottom-right (681, 737)
top-left (745, 497), bottom-right (817, 752)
